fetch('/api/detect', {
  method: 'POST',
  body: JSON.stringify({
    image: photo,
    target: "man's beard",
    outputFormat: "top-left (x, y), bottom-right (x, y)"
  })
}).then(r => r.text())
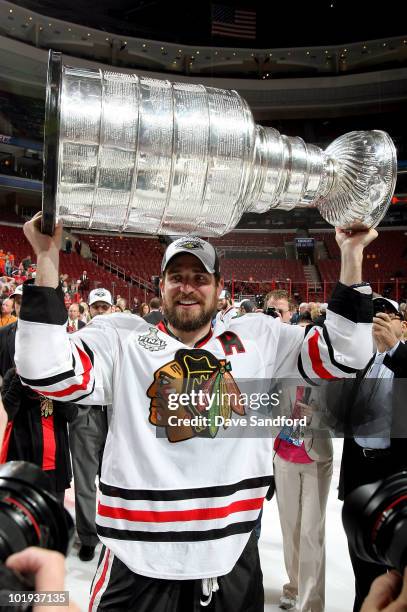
top-left (162, 294), bottom-right (218, 332)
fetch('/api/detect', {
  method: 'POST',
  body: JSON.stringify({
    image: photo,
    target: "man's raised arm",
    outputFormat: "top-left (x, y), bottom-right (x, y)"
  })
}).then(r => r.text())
top-left (24, 212), bottom-right (61, 289)
top-left (14, 214), bottom-right (116, 405)
top-left (275, 227), bottom-right (377, 380)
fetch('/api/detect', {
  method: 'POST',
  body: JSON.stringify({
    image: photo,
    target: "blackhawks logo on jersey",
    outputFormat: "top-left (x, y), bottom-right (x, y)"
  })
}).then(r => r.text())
top-left (147, 348), bottom-right (245, 443)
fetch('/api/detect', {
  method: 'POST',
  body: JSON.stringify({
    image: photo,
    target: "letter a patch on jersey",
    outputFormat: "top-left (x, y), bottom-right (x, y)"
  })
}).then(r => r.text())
top-left (217, 331), bottom-right (246, 356)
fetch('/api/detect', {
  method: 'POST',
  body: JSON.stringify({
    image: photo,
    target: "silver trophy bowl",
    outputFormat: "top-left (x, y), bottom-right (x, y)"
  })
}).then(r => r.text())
top-left (42, 51), bottom-right (397, 236)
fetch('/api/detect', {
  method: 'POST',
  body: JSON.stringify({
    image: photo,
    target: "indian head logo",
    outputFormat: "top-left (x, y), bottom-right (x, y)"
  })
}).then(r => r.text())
top-left (146, 348), bottom-right (245, 443)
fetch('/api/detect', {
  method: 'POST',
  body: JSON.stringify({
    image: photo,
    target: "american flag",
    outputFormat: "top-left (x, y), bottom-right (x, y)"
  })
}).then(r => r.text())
top-left (211, 4), bottom-right (256, 40)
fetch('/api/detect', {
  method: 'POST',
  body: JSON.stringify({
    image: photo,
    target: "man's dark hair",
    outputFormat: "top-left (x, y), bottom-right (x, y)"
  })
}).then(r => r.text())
top-left (240, 300), bottom-right (255, 314)
top-left (149, 297), bottom-right (161, 310)
top-left (298, 312), bottom-right (313, 324)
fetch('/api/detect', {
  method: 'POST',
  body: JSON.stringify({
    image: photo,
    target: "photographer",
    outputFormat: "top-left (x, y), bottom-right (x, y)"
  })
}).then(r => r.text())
top-left (339, 296), bottom-right (407, 611)
top-left (0, 399), bottom-right (77, 611)
top-left (6, 547), bottom-right (79, 612)
top-left (1, 368), bottom-right (77, 502)
top-left (361, 570), bottom-right (407, 612)
top-left (264, 289), bottom-right (296, 323)
top-left (343, 471), bottom-right (407, 612)
top-left (0, 283), bottom-right (77, 502)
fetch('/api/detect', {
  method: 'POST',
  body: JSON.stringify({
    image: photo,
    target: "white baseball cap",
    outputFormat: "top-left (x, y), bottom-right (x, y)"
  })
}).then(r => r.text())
top-left (161, 237), bottom-right (220, 275)
top-left (88, 288), bottom-right (113, 306)
top-left (373, 296), bottom-right (400, 314)
top-left (10, 284), bottom-right (23, 298)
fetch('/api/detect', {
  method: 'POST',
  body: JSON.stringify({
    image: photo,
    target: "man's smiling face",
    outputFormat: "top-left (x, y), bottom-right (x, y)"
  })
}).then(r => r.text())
top-left (160, 253), bottom-right (223, 333)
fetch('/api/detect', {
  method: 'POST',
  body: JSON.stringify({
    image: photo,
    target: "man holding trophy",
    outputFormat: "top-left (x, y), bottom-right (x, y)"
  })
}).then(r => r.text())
top-left (14, 52), bottom-right (397, 610)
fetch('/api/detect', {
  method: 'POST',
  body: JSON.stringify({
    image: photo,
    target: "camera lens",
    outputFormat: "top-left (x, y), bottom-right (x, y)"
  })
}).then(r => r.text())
top-left (0, 461), bottom-right (74, 562)
top-left (265, 307), bottom-right (279, 318)
top-left (342, 471), bottom-right (407, 573)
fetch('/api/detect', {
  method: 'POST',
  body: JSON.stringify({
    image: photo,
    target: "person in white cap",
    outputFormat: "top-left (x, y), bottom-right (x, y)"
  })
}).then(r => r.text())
top-left (16, 214), bottom-right (377, 611)
top-left (88, 288), bottom-right (114, 317)
top-left (9, 284), bottom-right (23, 320)
top-left (68, 287), bottom-right (113, 562)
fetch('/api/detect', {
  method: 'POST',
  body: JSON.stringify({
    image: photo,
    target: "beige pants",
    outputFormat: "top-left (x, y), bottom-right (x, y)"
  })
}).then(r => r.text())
top-left (274, 454), bottom-right (333, 612)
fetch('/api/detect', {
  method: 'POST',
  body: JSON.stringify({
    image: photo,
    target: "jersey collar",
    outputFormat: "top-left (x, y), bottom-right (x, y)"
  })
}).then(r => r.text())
top-left (156, 319), bottom-right (213, 348)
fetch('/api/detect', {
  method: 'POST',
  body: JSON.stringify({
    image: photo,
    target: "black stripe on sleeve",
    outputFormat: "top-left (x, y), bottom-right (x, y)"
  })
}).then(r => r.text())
top-left (81, 340), bottom-right (94, 366)
top-left (297, 325), bottom-right (319, 385)
top-left (297, 353), bottom-right (318, 386)
top-left (20, 284), bottom-right (67, 325)
top-left (99, 475), bottom-right (273, 502)
top-left (321, 326), bottom-right (357, 374)
top-left (97, 519), bottom-right (257, 542)
top-left (18, 340), bottom-right (95, 387)
top-left (74, 380), bottom-right (96, 402)
top-left (328, 282), bottom-right (373, 324)
top-left (19, 368), bottom-right (76, 387)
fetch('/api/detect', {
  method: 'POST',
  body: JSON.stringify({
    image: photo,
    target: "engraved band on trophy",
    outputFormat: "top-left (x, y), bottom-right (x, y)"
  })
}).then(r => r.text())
top-left (42, 50), bottom-right (397, 236)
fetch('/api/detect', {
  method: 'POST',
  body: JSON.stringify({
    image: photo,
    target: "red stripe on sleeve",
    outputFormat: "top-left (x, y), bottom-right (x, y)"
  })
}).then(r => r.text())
top-left (89, 549), bottom-right (111, 612)
top-left (307, 329), bottom-right (337, 380)
top-left (98, 496), bottom-right (264, 523)
top-left (36, 345), bottom-right (92, 398)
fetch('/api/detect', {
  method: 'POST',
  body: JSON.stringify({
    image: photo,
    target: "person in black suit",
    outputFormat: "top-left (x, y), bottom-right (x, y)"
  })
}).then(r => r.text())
top-left (338, 296), bottom-right (407, 612)
top-left (66, 302), bottom-right (86, 332)
top-left (0, 319), bottom-right (16, 377)
top-left (143, 297), bottom-right (163, 325)
top-left (0, 284), bottom-right (76, 502)
top-left (79, 270), bottom-right (89, 291)
top-left (1, 368), bottom-right (77, 502)
top-left (0, 284), bottom-right (23, 376)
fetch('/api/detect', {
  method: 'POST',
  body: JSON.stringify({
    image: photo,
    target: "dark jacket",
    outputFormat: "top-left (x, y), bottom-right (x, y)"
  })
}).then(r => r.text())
top-left (66, 319), bottom-right (86, 332)
top-left (0, 321), bottom-right (16, 377)
top-left (143, 310), bottom-right (164, 325)
top-left (337, 343), bottom-right (407, 500)
top-left (1, 368), bottom-right (78, 492)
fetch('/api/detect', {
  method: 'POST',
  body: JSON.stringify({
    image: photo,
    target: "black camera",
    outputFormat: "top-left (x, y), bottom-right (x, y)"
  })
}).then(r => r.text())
top-left (254, 294), bottom-right (264, 309)
top-left (265, 307), bottom-right (280, 318)
top-left (342, 471), bottom-right (407, 573)
top-left (0, 461), bottom-right (74, 599)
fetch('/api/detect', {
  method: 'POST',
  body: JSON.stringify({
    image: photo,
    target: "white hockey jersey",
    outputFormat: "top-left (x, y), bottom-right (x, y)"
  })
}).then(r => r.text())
top-left (15, 282), bottom-right (372, 580)
top-left (214, 305), bottom-right (238, 327)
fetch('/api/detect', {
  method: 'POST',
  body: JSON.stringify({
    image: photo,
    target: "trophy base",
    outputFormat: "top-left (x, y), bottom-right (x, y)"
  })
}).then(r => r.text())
top-left (316, 130), bottom-right (397, 229)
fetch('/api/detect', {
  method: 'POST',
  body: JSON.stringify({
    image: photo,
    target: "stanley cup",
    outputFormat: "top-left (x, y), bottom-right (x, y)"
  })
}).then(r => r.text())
top-left (42, 50), bottom-right (397, 236)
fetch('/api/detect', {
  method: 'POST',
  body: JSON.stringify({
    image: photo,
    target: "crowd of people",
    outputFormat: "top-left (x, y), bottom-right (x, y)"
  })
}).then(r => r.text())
top-left (0, 217), bottom-right (406, 611)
